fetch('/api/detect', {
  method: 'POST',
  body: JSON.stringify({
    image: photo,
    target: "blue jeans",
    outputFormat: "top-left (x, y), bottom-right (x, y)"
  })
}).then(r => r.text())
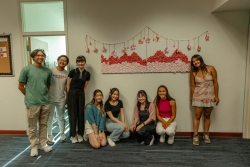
top-left (105, 118), bottom-right (130, 141)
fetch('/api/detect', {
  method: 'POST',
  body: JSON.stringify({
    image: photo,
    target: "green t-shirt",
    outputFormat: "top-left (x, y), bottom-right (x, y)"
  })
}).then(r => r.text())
top-left (19, 64), bottom-right (52, 106)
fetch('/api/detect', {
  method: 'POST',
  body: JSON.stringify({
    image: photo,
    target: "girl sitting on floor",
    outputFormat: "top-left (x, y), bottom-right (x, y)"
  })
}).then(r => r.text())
top-left (85, 89), bottom-right (107, 148)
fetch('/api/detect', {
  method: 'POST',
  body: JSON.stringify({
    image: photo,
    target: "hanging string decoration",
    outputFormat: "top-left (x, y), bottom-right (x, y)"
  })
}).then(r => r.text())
top-left (145, 27), bottom-right (151, 43)
top-left (93, 40), bottom-right (98, 53)
top-left (102, 44), bottom-right (107, 53)
top-left (131, 38), bottom-right (136, 50)
top-left (164, 39), bottom-right (169, 54)
top-left (84, 26), bottom-right (209, 73)
top-left (205, 32), bottom-right (209, 41)
top-left (122, 43), bottom-right (126, 53)
top-left (197, 37), bottom-right (201, 52)
top-left (138, 32), bottom-right (143, 44)
top-left (187, 40), bottom-right (191, 50)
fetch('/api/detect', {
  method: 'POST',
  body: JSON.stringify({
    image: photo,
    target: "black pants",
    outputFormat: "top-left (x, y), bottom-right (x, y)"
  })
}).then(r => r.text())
top-left (134, 122), bottom-right (155, 145)
top-left (68, 89), bottom-right (85, 137)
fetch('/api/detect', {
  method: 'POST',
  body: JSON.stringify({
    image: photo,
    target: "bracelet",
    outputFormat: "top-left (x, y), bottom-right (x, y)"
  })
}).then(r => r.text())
top-left (143, 122), bottom-right (146, 126)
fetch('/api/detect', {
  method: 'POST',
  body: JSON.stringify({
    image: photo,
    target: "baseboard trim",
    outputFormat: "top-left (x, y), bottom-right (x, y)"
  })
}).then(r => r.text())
top-left (0, 130), bottom-right (26, 135)
top-left (0, 130), bottom-right (243, 138)
top-left (176, 132), bottom-right (242, 138)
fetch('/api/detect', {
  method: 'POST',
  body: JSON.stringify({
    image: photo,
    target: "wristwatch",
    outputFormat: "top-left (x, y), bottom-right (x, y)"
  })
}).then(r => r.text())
top-left (99, 130), bottom-right (103, 133)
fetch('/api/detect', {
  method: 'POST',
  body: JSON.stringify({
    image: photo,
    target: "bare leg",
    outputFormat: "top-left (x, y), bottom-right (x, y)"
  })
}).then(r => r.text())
top-left (88, 133), bottom-right (100, 149)
top-left (100, 132), bottom-right (107, 147)
top-left (193, 107), bottom-right (203, 135)
top-left (203, 107), bottom-right (213, 133)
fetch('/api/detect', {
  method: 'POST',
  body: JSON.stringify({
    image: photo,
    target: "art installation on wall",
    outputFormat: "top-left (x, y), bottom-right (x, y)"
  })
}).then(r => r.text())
top-left (85, 26), bottom-right (209, 74)
top-left (101, 50), bottom-right (190, 73)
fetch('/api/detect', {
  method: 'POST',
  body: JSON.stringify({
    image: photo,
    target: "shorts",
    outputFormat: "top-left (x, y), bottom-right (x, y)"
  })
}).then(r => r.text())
top-left (85, 120), bottom-right (98, 135)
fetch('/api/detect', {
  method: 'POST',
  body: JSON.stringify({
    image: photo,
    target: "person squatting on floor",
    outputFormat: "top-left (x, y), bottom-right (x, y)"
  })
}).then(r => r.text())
top-left (154, 85), bottom-right (177, 145)
top-left (130, 90), bottom-right (156, 146)
top-left (18, 49), bottom-right (53, 157)
top-left (105, 88), bottom-right (130, 147)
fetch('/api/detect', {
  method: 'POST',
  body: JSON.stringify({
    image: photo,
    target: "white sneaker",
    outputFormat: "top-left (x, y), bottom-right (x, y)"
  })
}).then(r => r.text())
top-left (140, 141), bottom-right (145, 145)
top-left (40, 145), bottom-right (52, 152)
top-left (70, 136), bottom-right (78, 144)
top-left (77, 134), bottom-right (83, 142)
top-left (60, 134), bottom-right (66, 142)
top-left (30, 148), bottom-right (38, 157)
top-left (149, 135), bottom-right (155, 146)
top-left (107, 136), bottom-right (116, 147)
top-left (159, 134), bottom-right (166, 143)
top-left (83, 132), bottom-right (88, 141)
top-left (167, 135), bottom-right (175, 145)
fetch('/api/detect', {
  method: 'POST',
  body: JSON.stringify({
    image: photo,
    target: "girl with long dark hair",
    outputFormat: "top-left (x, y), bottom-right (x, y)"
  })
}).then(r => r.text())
top-left (85, 89), bottom-right (106, 148)
top-left (105, 88), bottom-right (130, 147)
top-left (154, 85), bottom-right (177, 145)
top-left (190, 54), bottom-right (219, 146)
top-left (130, 90), bottom-right (156, 146)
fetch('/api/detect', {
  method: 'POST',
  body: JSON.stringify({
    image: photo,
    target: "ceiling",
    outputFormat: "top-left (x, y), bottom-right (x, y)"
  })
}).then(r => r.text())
top-left (212, 0), bottom-right (250, 12)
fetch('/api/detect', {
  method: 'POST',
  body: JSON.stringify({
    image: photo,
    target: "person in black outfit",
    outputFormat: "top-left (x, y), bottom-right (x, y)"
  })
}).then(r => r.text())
top-left (130, 90), bottom-right (156, 146)
top-left (66, 55), bottom-right (90, 143)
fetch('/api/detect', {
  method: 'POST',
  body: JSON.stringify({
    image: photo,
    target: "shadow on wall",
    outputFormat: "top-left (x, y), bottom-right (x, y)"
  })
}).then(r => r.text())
top-left (212, 11), bottom-right (249, 57)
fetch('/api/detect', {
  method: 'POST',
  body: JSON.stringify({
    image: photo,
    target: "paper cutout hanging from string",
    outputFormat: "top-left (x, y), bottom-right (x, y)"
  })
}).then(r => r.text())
top-left (85, 26), bottom-right (209, 73)
top-left (85, 26), bottom-right (209, 54)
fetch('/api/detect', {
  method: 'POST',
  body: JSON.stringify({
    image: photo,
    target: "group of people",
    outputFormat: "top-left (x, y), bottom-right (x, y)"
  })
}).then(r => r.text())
top-left (18, 49), bottom-right (219, 157)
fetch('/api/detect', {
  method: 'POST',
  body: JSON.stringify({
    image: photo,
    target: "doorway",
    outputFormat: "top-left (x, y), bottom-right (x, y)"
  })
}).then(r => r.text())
top-left (23, 35), bottom-right (66, 69)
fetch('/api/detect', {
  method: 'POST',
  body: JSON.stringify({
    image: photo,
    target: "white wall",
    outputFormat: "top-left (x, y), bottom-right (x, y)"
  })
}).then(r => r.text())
top-left (0, 0), bottom-right (248, 133)
top-left (0, 1), bottom-right (26, 130)
top-left (66, 0), bottom-right (249, 132)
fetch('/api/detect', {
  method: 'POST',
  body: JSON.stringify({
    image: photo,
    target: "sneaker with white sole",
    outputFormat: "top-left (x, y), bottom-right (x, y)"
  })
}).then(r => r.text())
top-left (47, 135), bottom-right (54, 145)
top-left (40, 145), bottom-right (52, 152)
top-left (149, 135), bottom-right (155, 146)
top-left (159, 134), bottom-right (166, 143)
top-left (30, 148), bottom-right (38, 157)
top-left (70, 136), bottom-right (78, 144)
top-left (107, 136), bottom-right (116, 147)
top-left (60, 134), bottom-right (66, 142)
top-left (83, 131), bottom-right (88, 141)
top-left (167, 135), bottom-right (175, 145)
top-left (193, 134), bottom-right (199, 146)
top-left (140, 141), bottom-right (145, 144)
top-left (77, 134), bottom-right (83, 143)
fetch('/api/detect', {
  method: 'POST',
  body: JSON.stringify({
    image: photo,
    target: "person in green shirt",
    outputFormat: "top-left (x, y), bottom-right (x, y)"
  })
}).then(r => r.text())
top-left (18, 49), bottom-right (53, 157)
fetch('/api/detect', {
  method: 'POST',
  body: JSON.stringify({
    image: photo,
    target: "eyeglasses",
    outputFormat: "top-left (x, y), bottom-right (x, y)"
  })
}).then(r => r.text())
top-left (36, 54), bottom-right (45, 57)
